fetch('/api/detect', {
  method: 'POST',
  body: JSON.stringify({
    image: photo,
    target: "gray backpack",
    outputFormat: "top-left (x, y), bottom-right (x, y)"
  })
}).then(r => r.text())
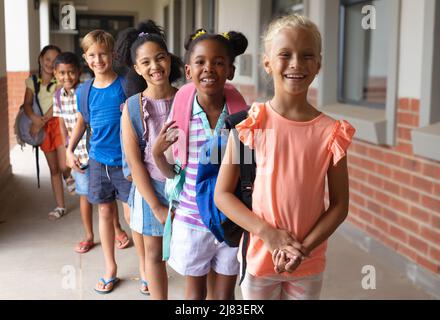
top-left (14, 75), bottom-right (45, 147)
top-left (14, 75), bottom-right (59, 188)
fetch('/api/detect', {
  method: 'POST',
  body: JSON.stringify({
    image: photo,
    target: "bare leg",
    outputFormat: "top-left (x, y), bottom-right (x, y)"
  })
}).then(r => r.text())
top-left (44, 150), bottom-right (64, 208)
top-left (112, 202), bottom-right (130, 248)
top-left (80, 195), bottom-right (93, 241)
top-left (56, 144), bottom-right (71, 180)
top-left (185, 275), bottom-right (208, 300)
top-left (112, 201), bottom-right (123, 233)
top-left (132, 230), bottom-right (147, 283)
top-left (206, 269), bottom-right (217, 300)
top-left (212, 273), bottom-right (237, 300)
top-left (96, 202), bottom-right (117, 290)
top-left (122, 202), bottom-right (130, 226)
top-left (144, 235), bottom-right (167, 299)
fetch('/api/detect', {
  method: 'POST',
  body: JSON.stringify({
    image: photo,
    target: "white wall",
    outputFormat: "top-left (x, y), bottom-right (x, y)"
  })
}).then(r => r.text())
top-left (5, 0), bottom-right (31, 71)
top-left (217, 0), bottom-right (258, 86)
top-left (39, 0), bottom-right (50, 49)
top-left (398, 0), bottom-right (424, 98)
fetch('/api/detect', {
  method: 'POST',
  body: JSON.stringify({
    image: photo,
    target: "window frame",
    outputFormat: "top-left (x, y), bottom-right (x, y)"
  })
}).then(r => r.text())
top-left (319, 0), bottom-right (400, 146)
top-left (338, 0), bottom-right (387, 109)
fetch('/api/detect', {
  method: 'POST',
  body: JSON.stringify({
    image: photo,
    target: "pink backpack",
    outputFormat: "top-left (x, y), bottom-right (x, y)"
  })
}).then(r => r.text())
top-left (170, 82), bottom-right (248, 169)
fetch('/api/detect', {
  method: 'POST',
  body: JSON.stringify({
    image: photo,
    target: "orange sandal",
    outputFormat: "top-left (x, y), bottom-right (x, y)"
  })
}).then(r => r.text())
top-left (115, 232), bottom-right (130, 249)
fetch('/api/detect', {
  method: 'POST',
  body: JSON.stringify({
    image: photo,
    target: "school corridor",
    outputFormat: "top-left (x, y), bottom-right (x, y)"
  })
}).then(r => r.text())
top-left (0, 144), bottom-right (434, 300)
top-left (0, 0), bottom-right (439, 300)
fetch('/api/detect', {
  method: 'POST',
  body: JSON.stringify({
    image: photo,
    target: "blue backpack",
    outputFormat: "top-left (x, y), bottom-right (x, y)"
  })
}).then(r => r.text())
top-left (196, 110), bottom-right (255, 245)
top-left (195, 110), bottom-right (255, 285)
top-left (196, 134), bottom-right (230, 243)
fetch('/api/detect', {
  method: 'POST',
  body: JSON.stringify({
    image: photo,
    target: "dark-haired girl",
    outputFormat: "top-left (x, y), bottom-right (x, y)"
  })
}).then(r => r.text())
top-left (22, 45), bottom-right (74, 219)
top-left (152, 29), bottom-right (248, 300)
top-left (120, 20), bottom-right (183, 299)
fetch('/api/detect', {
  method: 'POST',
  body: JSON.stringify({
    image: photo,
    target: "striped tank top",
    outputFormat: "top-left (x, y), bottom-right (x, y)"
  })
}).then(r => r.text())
top-left (173, 95), bottom-right (229, 231)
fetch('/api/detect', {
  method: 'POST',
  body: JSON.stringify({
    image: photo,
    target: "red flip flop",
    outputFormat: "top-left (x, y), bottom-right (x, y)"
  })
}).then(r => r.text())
top-left (75, 240), bottom-right (94, 254)
top-left (115, 232), bottom-right (130, 249)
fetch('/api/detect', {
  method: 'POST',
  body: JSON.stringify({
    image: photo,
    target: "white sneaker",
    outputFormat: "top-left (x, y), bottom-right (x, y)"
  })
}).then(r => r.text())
top-left (64, 175), bottom-right (76, 195)
top-left (48, 207), bottom-right (67, 220)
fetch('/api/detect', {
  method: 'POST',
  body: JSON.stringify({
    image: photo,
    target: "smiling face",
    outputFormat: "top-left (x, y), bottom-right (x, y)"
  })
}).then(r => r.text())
top-left (185, 39), bottom-right (235, 97)
top-left (133, 41), bottom-right (171, 87)
top-left (54, 63), bottom-right (80, 91)
top-left (263, 27), bottom-right (321, 97)
top-left (40, 49), bottom-right (59, 76)
top-left (83, 42), bottom-right (113, 75)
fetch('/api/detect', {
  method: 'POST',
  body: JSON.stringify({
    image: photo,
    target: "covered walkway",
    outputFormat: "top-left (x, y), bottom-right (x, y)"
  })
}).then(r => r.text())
top-left (0, 145), bottom-right (434, 299)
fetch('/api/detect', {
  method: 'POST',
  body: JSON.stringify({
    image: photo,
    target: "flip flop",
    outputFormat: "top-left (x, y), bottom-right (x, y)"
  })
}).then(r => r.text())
top-left (140, 279), bottom-right (150, 295)
top-left (75, 240), bottom-right (94, 254)
top-left (115, 232), bottom-right (130, 249)
top-left (94, 277), bottom-right (120, 294)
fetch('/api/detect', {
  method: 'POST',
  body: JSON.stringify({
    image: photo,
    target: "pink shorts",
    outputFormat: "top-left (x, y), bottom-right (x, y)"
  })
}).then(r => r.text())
top-left (241, 272), bottom-right (323, 300)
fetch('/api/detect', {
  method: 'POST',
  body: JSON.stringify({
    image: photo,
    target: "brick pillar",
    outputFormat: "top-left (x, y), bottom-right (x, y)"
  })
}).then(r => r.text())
top-left (7, 71), bottom-right (31, 148)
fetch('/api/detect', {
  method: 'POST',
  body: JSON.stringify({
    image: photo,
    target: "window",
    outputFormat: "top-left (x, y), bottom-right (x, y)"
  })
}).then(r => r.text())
top-left (173, 0), bottom-right (182, 58)
top-left (74, 14), bottom-right (134, 77)
top-left (164, 5), bottom-right (169, 44)
top-left (412, 0), bottom-right (440, 161)
top-left (201, 0), bottom-right (216, 33)
top-left (272, 0), bottom-right (304, 17)
top-left (339, 0), bottom-right (389, 109)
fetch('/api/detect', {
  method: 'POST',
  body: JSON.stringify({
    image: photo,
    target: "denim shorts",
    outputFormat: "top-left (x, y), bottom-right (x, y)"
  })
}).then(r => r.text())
top-left (128, 179), bottom-right (168, 236)
top-left (72, 168), bottom-right (89, 196)
top-left (88, 158), bottom-right (132, 204)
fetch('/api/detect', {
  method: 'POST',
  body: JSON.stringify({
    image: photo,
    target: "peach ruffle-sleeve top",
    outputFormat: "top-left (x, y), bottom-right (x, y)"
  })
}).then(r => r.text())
top-left (236, 102), bottom-right (355, 277)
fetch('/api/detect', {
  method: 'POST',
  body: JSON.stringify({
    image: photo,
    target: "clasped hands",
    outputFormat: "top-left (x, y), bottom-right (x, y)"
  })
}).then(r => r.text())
top-left (261, 225), bottom-right (310, 274)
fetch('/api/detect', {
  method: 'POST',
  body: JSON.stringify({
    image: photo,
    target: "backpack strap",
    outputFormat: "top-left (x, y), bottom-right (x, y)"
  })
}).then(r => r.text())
top-left (225, 110), bottom-right (255, 285)
top-left (171, 82), bottom-right (248, 170)
top-left (54, 88), bottom-right (62, 110)
top-left (78, 78), bottom-right (94, 151)
top-left (31, 75), bottom-right (43, 188)
top-left (126, 93), bottom-right (146, 152)
top-left (31, 75), bottom-right (43, 115)
top-left (171, 82), bottom-right (196, 170)
top-left (79, 78), bottom-right (94, 123)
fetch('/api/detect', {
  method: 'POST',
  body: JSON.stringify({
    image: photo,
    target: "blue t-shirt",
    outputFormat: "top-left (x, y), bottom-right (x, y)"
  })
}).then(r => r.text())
top-left (77, 76), bottom-right (126, 166)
